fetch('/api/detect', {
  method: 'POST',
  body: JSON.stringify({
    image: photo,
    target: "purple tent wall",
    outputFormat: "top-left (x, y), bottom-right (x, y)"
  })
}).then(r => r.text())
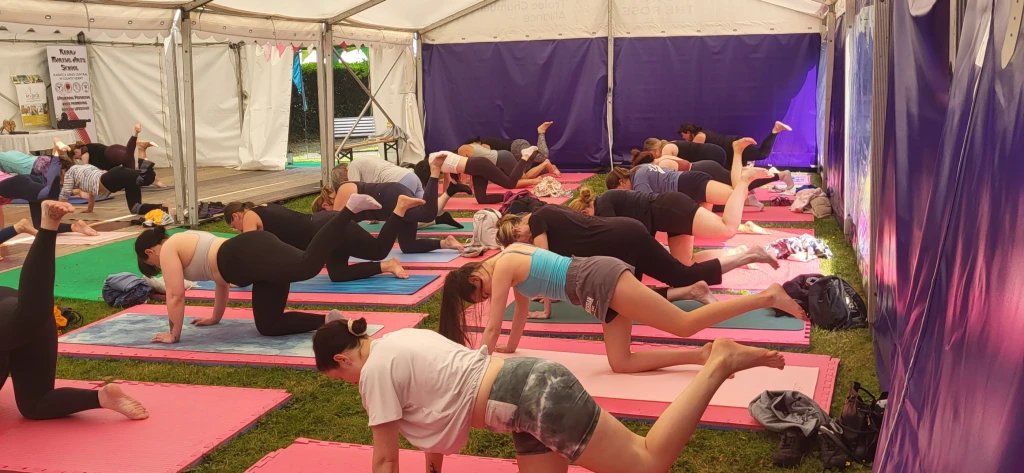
top-left (827, 16), bottom-right (847, 218)
top-left (422, 39), bottom-right (609, 170)
top-left (611, 34), bottom-right (820, 167)
top-left (877, 0), bottom-right (1024, 471)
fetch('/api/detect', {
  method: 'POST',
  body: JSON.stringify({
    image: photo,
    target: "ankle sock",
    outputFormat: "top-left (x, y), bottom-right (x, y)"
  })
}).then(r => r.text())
top-left (434, 212), bottom-right (464, 229)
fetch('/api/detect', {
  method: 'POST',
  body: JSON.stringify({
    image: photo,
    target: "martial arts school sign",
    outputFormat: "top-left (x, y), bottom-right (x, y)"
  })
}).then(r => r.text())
top-left (46, 46), bottom-right (96, 143)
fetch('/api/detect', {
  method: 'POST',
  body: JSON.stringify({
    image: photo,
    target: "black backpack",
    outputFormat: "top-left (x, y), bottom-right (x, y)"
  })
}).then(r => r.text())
top-left (818, 382), bottom-right (886, 469)
top-left (807, 276), bottom-right (868, 330)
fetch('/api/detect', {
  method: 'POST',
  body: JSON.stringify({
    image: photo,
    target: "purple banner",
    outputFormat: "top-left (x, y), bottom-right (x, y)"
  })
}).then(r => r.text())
top-left (422, 39), bottom-right (609, 170)
top-left (611, 34), bottom-right (821, 167)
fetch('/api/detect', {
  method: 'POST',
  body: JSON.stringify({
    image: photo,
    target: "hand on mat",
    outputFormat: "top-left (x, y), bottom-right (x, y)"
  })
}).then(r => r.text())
top-left (494, 344), bottom-right (515, 353)
top-left (527, 311), bottom-right (551, 320)
top-left (152, 332), bottom-right (178, 344)
top-left (191, 317), bottom-right (219, 327)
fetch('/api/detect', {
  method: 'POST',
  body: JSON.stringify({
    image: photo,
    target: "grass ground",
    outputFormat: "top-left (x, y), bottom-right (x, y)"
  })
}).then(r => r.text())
top-left (53, 172), bottom-right (877, 472)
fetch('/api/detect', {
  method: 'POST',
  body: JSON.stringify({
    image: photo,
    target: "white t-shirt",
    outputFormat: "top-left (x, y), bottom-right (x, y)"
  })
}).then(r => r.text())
top-left (359, 329), bottom-right (490, 454)
top-left (348, 157), bottom-right (412, 184)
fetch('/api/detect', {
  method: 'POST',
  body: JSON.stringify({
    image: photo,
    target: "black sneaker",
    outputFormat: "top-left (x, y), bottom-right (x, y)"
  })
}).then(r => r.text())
top-left (818, 425), bottom-right (852, 470)
top-left (772, 427), bottom-right (811, 467)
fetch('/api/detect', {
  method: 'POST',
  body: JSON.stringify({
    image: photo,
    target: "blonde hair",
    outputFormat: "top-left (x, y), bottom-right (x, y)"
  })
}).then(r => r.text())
top-left (642, 138), bottom-right (668, 152)
top-left (330, 164), bottom-right (348, 188)
top-left (311, 185), bottom-right (334, 213)
top-left (567, 186), bottom-right (595, 213)
top-left (496, 214), bottom-right (523, 247)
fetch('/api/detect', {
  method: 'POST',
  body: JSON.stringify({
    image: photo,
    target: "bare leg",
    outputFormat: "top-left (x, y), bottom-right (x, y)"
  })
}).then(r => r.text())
top-left (717, 245), bottom-right (780, 272)
top-left (603, 308), bottom-right (712, 373)
top-left (611, 273), bottom-right (805, 339)
top-left (574, 338), bottom-right (786, 473)
top-left (515, 452), bottom-right (569, 473)
top-left (667, 234), bottom-right (694, 265)
top-left (515, 177), bottom-right (543, 188)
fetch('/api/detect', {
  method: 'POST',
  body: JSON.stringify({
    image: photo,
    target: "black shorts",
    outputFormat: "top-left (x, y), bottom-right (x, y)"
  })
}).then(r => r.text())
top-left (650, 192), bottom-right (699, 237)
top-left (676, 171), bottom-right (713, 203)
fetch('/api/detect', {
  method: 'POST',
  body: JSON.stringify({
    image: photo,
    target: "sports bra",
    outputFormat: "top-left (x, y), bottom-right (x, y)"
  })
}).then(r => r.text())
top-left (181, 231), bottom-right (217, 282)
top-left (502, 245), bottom-right (571, 301)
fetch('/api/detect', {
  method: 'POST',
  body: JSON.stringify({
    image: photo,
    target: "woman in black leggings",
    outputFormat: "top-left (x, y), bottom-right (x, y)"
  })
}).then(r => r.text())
top-left (134, 194), bottom-right (384, 343)
top-left (223, 201), bottom-right (411, 282)
top-left (678, 121), bottom-right (792, 165)
top-left (0, 157), bottom-right (99, 236)
top-left (2, 200), bottom-right (148, 421)
top-left (494, 204), bottom-right (779, 302)
top-left (434, 149), bottom-right (532, 204)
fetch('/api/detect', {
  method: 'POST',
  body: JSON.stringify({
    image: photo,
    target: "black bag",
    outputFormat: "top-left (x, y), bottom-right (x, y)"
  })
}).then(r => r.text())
top-left (807, 276), bottom-right (868, 330)
top-left (818, 382), bottom-right (886, 469)
top-left (58, 306), bottom-right (83, 328)
top-left (781, 273), bottom-right (825, 312)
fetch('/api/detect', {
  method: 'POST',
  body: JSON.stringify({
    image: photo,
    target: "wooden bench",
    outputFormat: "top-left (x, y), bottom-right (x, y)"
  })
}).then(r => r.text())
top-left (333, 117), bottom-right (398, 164)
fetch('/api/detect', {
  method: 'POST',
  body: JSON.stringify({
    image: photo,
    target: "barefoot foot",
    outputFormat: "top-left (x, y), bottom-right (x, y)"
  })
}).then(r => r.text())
top-left (744, 194), bottom-right (765, 211)
top-left (40, 200), bottom-right (75, 228)
top-left (780, 170), bottom-right (795, 190)
top-left (764, 283), bottom-right (807, 320)
top-left (738, 221), bottom-right (770, 235)
top-left (441, 235), bottom-right (465, 252)
top-left (72, 220), bottom-right (100, 236)
top-left (381, 258), bottom-right (409, 279)
top-left (671, 281), bottom-right (719, 305)
top-left (773, 121), bottom-right (793, 133)
top-left (13, 219), bottom-right (37, 236)
top-left (537, 121), bottom-right (553, 134)
top-left (745, 245), bottom-right (779, 269)
top-left (98, 383), bottom-right (149, 420)
top-left (430, 153), bottom-right (447, 175)
top-left (732, 137), bottom-right (757, 155)
top-left (709, 338), bottom-right (787, 373)
top-left (394, 195), bottom-right (426, 216)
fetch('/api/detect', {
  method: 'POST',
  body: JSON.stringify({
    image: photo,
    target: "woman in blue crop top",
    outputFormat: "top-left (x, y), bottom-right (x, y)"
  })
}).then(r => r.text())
top-left (438, 242), bottom-right (806, 374)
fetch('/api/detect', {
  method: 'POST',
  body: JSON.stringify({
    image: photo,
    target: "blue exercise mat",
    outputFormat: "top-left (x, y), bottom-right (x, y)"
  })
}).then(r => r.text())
top-left (11, 195), bottom-right (113, 205)
top-left (504, 300), bottom-right (804, 331)
top-left (192, 274), bottom-right (438, 295)
top-left (350, 248), bottom-right (460, 263)
top-left (60, 313), bottom-right (383, 357)
top-left (359, 221), bottom-right (473, 234)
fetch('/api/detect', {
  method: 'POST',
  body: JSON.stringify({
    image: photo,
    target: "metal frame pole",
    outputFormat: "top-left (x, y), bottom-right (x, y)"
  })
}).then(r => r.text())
top-left (179, 10), bottom-right (200, 227)
top-left (606, 0), bottom-right (615, 170)
top-left (165, 10), bottom-right (188, 224)
top-left (317, 24), bottom-right (336, 185)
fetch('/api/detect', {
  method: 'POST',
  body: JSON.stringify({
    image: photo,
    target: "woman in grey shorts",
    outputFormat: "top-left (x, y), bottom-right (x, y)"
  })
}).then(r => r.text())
top-left (313, 316), bottom-right (787, 472)
top-left (438, 242), bottom-right (805, 374)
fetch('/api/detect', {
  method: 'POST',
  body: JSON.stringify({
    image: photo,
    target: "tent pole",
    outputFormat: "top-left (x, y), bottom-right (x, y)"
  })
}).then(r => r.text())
top-left (606, 0), bottom-right (615, 171)
top-left (822, 9), bottom-right (836, 175)
top-left (866, 0), bottom-right (893, 323)
top-left (317, 24), bottom-right (336, 184)
top-left (165, 10), bottom-right (189, 227)
top-left (180, 10), bottom-right (200, 227)
top-left (415, 32), bottom-right (425, 134)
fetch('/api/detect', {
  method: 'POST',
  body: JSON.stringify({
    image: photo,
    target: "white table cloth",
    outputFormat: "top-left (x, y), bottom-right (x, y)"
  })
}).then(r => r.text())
top-left (0, 130), bottom-right (79, 154)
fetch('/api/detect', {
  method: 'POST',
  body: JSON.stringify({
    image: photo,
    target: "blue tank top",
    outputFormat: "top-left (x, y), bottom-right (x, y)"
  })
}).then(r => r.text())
top-left (503, 246), bottom-right (571, 301)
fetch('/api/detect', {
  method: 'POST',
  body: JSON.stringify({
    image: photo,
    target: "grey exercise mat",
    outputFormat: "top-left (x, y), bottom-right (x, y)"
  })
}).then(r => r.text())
top-left (60, 313), bottom-right (383, 357)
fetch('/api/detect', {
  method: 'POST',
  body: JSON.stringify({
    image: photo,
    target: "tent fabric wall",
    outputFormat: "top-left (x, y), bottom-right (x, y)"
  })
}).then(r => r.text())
top-left (237, 44), bottom-right (293, 171)
top-left (369, 44), bottom-right (425, 164)
top-left (89, 44), bottom-right (173, 168)
top-left (422, 38), bottom-right (610, 169)
top-left (827, 14), bottom-right (847, 217)
top-left (611, 33), bottom-right (820, 166)
top-left (191, 45), bottom-right (242, 168)
top-left (0, 43), bottom-right (50, 131)
top-left (844, 0), bottom-right (874, 282)
top-left (877, 0), bottom-right (1024, 471)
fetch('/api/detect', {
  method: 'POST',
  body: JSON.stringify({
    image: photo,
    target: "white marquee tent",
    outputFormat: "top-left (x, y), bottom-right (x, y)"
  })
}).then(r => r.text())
top-left (0, 0), bottom-right (837, 226)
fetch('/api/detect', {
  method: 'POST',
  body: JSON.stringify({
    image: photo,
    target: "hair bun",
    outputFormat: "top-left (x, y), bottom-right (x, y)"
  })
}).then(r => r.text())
top-left (578, 186), bottom-right (594, 204)
top-left (348, 317), bottom-right (368, 337)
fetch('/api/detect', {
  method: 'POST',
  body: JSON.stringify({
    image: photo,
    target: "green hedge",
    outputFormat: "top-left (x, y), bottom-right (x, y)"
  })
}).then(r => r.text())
top-left (289, 61), bottom-right (371, 141)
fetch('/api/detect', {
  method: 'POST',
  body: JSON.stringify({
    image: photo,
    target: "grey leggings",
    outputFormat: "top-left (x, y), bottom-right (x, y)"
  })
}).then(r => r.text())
top-left (511, 132), bottom-right (549, 168)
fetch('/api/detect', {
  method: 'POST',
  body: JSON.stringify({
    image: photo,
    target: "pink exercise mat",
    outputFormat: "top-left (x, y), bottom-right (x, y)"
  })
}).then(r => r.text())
top-left (465, 292), bottom-right (811, 349)
top-left (656, 227), bottom-right (816, 248)
top-left (643, 258), bottom-right (823, 291)
top-left (0, 380), bottom-right (290, 473)
top-left (246, 438), bottom-right (592, 473)
top-left (444, 196), bottom-right (570, 212)
top-left (4, 231), bottom-right (134, 246)
top-left (719, 206), bottom-right (814, 222)
top-left (478, 181), bottom-right (582, 195)
top-left (469, 336), bottom-right (839, 428)
top-left (58, 305), bottom-right (426, 369)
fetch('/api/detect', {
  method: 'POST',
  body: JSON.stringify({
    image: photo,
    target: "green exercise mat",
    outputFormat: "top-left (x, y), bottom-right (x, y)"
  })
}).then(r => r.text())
top-left (503, 300), bottom-right (803, 331)
top-left (0, 229), bottom-right (233, 301)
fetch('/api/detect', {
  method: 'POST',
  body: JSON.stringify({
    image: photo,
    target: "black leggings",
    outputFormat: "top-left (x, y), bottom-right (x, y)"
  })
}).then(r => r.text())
top-left (217, 209), bottom-right (357, 336)
top-left (100, 166), bottom-right (159, 215)
top-left (740, 132), bottom-right (781, 164)
top-left (467, 156), bottom-right (528, 204)
top-left (691, 160), bottom-right (776, 191)
top-left (0, 175), bottom-right (73, 233)
top-left (631, 231), bottom-right (723, 288)
top-left (649, 192), bottom-right (700, 237)
top-left (0, 229), bottom-right (102, 420)
top-left (319, 215), bottom-right (403, 282)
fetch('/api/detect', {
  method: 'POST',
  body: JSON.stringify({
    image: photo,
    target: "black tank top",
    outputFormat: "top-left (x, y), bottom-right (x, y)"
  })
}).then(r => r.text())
top-left (673, 140), bottom-right (704, 161)
top-left (594, 190), bottom-right (657, 233)
top-left (252, 204), bottom-right (316, 249)
top-left (702, 130), bottom-right (740, 151)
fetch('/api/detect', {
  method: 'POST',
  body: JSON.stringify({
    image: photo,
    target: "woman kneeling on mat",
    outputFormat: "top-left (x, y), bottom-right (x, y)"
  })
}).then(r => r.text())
top-left (2, 200), bottom-right (147, 421)
top-left (134, 194), bottom-right (384, 343)
top-left (433, 144), bottom-right (536, 204)
top-left (460, 120), bottom-right (562, 182)
top-left (678, 120), bottom-right (791, 166)
top-left (441, 242), bottom-right (805, 374)
top-left (315, 153), bottom-right (464, 255)
top-left (312, 317), bottom-right (788, 472)
top-left (223, 200), bottom-right (415, 282)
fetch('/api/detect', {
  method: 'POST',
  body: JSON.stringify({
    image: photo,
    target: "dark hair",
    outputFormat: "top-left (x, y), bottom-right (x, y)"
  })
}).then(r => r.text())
top-left (134, 226), bottom-right (169, 277)
top-left (605, 167), bottom-right (632, 190)
top-left (222, 201), bottom-right (256, 225)
top-left (413, 159), bottom-right (431, 186)
top-left (438, 264), bottom-right (484, 346)
top-left (678, 123), bottom-right (702, 136)
top-left (312, 317), bottom-right (369, 371)
top-left (462, 136), bottom-right (482, 146)
top-left (630, 149), bottom-right (656, 166)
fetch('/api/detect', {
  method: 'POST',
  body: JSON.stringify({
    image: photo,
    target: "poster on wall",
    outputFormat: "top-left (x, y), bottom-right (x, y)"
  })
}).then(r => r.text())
top-left (11, 75), bottom-right (51, 127)
top-left (46, 46), bottom-right (96, 143)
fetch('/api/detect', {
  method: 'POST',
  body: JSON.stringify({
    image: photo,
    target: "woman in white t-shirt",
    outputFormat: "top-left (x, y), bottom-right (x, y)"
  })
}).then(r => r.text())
top-left (313, 319), bottom-right (786, 473)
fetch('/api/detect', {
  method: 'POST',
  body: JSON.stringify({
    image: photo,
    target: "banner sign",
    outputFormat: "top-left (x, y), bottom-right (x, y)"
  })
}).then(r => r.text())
top-left (10, 75), bottom-right (51, 127)
top-left (46, 46), bottom-right (96, 143)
